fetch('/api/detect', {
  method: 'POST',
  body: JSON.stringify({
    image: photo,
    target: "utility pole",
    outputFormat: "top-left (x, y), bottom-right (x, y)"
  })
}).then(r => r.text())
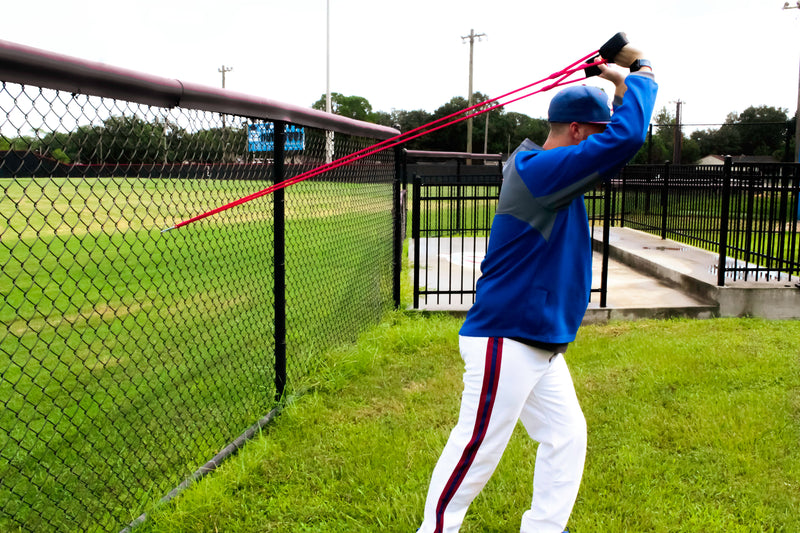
top-left (218, 65), bottom-right (233, 88)
top-left (218, 65), bottom-right (233, 156)
top-left (672, 99), bottom-right (683, 164)
top-left (783, 1), bottom-right (800, 162)
top-left (484, 101), bottom-right (489, 154)
top-left (462, 29), bottom-right (485, 161)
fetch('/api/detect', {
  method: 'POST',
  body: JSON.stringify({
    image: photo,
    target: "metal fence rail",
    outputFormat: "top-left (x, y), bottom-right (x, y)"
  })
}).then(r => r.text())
top-left (0, 40), bottom-right (399, 531)
top-left (618, 159), bottom-right (800, 284)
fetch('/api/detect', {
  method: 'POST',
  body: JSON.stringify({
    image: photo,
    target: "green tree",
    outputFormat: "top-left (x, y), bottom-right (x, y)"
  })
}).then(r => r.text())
top-left (785, 116), bottom-right (797, 162)
top-left (368, 110), bottom-right (393, 127)
top-left (632, 132), bottom-right (669, 164)
top-left (493, 111), bottom-right (549, 154)
top-left (36, 130), bottom-right (74, 163)
top-left (423, 96), bottom-right (469, 152)
top-left (690, 105), bottom-right (789, 159)
top-left (183, 125), bottom-right (247, 163)
top-left (733, 105), bottom-right (788, 156)
top-left (389, 109), bottom-right (433, 150)
top-left (642, 106), bottom-right (700, 163)
top-left (691, 121), bottom-right (741, 158)
top-left (312, 93), bottom-right (373, 122)
top-left (681, 136), bottom-right (701, 164)
top-left (100, 116), bottom-right (165, 164)
top-left (65, 124), bottom-right (104, 163)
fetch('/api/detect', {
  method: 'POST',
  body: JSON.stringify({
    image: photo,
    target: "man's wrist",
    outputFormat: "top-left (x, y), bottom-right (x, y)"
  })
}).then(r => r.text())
top-left (629, 59), bottom-right (652, 72)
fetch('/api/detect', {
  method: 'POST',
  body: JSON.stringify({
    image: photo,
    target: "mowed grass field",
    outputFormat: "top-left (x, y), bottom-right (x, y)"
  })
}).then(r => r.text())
top-left (0, 175), bottom-right (395, 531)
top-left (139, 314), bottom-right (800, 533)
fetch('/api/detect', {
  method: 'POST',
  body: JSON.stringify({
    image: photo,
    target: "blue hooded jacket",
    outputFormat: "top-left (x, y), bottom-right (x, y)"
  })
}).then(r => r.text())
top-left (460, 72), bottom-right (658, 345)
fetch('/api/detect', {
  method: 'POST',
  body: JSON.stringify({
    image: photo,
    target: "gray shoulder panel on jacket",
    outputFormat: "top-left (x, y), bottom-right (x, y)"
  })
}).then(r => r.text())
top-left (497, 160), bottom-right (557, 241)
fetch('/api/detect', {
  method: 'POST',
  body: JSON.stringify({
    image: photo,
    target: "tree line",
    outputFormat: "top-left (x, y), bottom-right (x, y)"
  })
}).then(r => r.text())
top-left (1, 93), bottom-right (794, 166)
top-left (0, 116), bottom-right (249, 165)
top-left (642, 105), bottom-right (796, 164)
top-left (312, 92), bottom-right (548, 157)
top-left (314, 92), bottom-right (797, 164)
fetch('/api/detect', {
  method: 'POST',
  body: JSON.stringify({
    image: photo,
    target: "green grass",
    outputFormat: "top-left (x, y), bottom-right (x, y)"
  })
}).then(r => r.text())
top-left (138, 315), bottom-right (800, 533)
top-left (0, 176), bottom-right (394, 531)
top-left (3, 173), bottom-right (799, 531)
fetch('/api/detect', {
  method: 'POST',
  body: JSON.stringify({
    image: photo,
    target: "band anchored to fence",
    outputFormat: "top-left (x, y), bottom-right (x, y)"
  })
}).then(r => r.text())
top-left (162, 51), bottom-right (607, 232)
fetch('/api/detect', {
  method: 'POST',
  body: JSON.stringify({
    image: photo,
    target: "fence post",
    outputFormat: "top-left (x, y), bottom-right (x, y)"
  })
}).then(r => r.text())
top-left (619, 167), bottom-right (627, 228)
top-left (600, 178), bottom-right (612, 308)
top-left (456, 158), bottom-right (462, 232)
top-left (661, 161), bottom-right (670, 240)
top-left (392, 147), bottom-right (404, 309)
top-left (273, 121), bottom-right (287, 400)
top-left (777, 167), bottom-right (791, 278)
top-left (412, 173), bottom-right (421, 309)
top-left (795, 163), bottom-right (800, 234)
top-left (717, 155), bottom-right (732, 287)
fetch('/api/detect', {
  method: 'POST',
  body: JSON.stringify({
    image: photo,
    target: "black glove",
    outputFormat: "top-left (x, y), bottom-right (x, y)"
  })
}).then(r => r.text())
top-left (599, 32), bottom-right (643, 68)
top-left (599, 32), bottom-right (629, 63)
top-left (584, 56), bottom-right (602, 78)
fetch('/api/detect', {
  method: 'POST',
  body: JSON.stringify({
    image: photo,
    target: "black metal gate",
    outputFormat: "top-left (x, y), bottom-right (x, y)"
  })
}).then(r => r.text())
top-left (408, 150), bottom-right (612, 310)
top-left (410, 154), bottom-right (503, 309)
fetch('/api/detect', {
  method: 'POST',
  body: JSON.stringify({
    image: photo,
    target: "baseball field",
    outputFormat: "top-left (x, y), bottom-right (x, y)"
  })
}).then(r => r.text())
top-left (2, 175), bottom-right (799, 531)
top-left (0, 175), bottom-right (394, 530)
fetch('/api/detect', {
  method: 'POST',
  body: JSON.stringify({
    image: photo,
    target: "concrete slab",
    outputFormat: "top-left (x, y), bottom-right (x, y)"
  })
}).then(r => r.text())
top-left (409, 228), bottom-right (800, 320)
top-left (583, 251), bottom-right (717, 324)
top-left (410, 235), bottom-right (717, 321)
top-left (599, 227), bottom-right (800, 320)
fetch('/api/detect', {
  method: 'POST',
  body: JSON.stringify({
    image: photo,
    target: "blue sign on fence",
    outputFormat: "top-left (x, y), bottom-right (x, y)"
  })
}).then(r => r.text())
top-left (247, 123), bottom-right (305, 152)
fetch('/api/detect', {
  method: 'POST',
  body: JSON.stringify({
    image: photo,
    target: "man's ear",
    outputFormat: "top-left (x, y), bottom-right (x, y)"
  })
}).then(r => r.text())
top-left (568, 122), bottom-right (583, 144)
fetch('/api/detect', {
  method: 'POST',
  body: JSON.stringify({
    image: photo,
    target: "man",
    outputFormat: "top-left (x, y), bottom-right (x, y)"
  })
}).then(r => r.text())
top-left (418, 37), bottom-right (657, 533)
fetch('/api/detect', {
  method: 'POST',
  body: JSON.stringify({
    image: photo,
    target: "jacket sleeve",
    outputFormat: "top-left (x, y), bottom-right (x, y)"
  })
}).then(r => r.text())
top-left (516, 72), bottom-right (658, 211)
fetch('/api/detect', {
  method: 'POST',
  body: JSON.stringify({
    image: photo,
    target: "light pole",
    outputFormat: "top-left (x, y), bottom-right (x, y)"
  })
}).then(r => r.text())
top-left (484, 102), bottom-right (489, 154)
top-left (325, 0), bottom-right (334, 164)
top-left (326, 0), bottom-right (331, 116)
top-left (783, 1), bottom-right (800, 162)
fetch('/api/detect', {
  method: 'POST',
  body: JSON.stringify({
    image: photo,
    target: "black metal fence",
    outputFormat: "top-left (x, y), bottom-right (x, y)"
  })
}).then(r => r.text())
top-left (618, 159), bottom-right (800, 284)
top-left (408, 152), bottom-right (614, 309)
top-left (409, 153), bottom-right (799, 310)
top-left (408, 152), bottom-right (503, 309)
top-left (1, 40), bottom-right (400, 531)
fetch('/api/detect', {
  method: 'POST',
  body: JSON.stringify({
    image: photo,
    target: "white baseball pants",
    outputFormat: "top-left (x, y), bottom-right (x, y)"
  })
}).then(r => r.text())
top-left (418, 336), bottom-right (587, 533)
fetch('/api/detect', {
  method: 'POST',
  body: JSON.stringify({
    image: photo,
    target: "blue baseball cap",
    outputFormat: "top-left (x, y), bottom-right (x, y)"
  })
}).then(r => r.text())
top-left (548, 85), bottom-right (611, 124)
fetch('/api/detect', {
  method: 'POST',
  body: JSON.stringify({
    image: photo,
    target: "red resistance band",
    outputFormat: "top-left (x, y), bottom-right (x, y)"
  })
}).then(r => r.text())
top-left (163, 51), bottom-right (607, 232)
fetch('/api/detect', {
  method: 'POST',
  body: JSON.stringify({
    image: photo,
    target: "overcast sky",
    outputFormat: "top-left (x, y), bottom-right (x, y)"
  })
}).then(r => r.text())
top-left (3, 0), bottom-right (800, 133)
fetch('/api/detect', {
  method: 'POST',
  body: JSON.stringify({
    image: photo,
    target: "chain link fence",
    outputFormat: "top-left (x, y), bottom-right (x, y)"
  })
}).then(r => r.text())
top-left (1, 42), bottom-right (399, 532)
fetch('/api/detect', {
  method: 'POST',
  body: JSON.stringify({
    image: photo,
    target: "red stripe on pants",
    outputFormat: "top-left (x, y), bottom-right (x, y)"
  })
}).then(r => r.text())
top-left (434, 337), bottom-right (503, 532)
